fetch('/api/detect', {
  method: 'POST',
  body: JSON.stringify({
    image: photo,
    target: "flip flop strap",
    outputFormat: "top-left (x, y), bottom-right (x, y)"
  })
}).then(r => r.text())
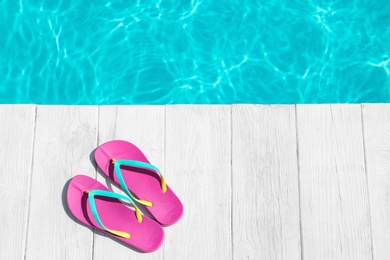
top-left (111, 159), bottom-right (167, 207)
top-left (85, 189), bottom-right (142, 239)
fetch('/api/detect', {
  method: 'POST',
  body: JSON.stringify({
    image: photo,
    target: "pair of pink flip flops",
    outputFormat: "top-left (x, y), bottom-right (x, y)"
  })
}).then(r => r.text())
top-left (66, 140), bottom-right (183, 252)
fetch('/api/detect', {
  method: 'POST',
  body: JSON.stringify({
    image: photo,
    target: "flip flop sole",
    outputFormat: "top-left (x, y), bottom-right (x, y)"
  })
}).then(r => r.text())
top-left (94, 140), bottom-right (184, 226)
top-left (66, 174), bottom-right (164, 252)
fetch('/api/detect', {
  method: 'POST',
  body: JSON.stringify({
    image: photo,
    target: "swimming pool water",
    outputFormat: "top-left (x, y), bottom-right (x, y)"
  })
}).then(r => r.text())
top-left (1, 0), bottom-right (389, 104)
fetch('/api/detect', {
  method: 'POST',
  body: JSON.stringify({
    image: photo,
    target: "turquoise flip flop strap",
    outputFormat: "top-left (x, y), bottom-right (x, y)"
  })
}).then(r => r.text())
top-left (111, 158), bottom-right (167, 207)
top-left (85, 189), bottom-right (142, 239)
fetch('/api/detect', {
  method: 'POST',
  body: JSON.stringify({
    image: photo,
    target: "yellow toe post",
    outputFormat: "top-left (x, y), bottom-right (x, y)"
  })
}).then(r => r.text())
top-left (161, 176), bottom-right (167, 193)
top-left (108, 229), bottom-right (131, 239)
top-left (85, 190), bottom-right (90, 194)
top-left (138, 199), bottom-right (153, 207)
top-left (111, 158), bottom-right (116, 163)
top-left (135, 207), bottom-right (143, 223)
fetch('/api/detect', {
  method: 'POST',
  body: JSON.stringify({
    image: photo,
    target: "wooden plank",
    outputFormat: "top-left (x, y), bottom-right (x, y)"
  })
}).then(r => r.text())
top-left (362, 104), bottom-right (390, 259)
top-left (297, 104), bottom-right (372, 259)
top-left (94, 105), bottom-right (164, 259)
top-left (0, 105), bottom-right (36, 260)
top-left (25, 106), bottom-right (98, 259)
top-left (232, 105), bottom-right (301, 260)
top-left (164, 105), bottom-right (231, 259)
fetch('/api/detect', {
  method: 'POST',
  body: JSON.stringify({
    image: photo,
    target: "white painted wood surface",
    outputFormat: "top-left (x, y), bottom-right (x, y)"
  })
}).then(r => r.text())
top-left (0, 105), bottom-right (35, 260)
top-left (297, 105), bottom-right (372, 259)
top-left (25, 106), bottom-right (98, 259)
top-left (232, 105), bottom-right (301, 259)
top-left (1, 104), bottom-right (390, 259)
top-left (363, 104), bottom-right (390, 260)
top-left (165, 105), bottom-right (231, 259)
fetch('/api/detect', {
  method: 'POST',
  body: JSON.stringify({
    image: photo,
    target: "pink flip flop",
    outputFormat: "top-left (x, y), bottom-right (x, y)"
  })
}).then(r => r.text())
top-left (94, 140), bottom-right (183, 226)
top-left (66, 174), bottom-right (164, 252)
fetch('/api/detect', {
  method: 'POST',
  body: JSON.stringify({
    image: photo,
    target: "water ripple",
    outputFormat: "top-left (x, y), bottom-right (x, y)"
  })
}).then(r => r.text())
top-left (0, 0), bottom-right (389, 104)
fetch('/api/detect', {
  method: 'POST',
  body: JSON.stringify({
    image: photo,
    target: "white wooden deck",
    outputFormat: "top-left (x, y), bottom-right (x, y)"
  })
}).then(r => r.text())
top-left (0, 104), bottom-right (389, 260)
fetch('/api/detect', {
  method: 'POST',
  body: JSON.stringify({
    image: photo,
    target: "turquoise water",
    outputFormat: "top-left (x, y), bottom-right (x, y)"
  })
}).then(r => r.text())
top-left (1, 0), bottom-right (389, 104)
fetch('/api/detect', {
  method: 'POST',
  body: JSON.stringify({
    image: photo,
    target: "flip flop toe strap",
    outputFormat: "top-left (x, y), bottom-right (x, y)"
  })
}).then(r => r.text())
top-left (85, 189), bottom-right (142, 239)
top-left (111, 158), bottom-right (167, 207)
